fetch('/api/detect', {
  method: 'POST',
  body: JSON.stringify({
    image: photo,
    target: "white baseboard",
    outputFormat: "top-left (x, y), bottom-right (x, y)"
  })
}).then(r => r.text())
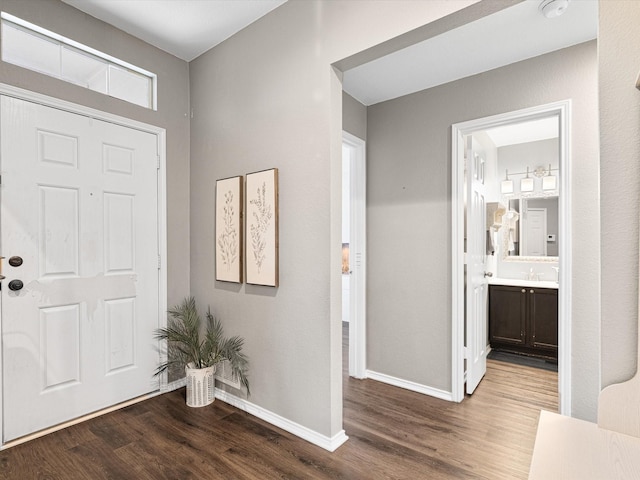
top-left (215, 389), bottom-right (349, 452)
top-left (365, 370), bottom-right (454, 402)
top-left (162, 377), bottom-right (186, 393)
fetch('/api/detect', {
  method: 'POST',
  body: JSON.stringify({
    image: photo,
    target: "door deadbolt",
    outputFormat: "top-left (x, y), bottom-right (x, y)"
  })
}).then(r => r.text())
top-left (8, 256), bottom-right (23, 267)
top-left (8, 279), bottom-right (23, 291)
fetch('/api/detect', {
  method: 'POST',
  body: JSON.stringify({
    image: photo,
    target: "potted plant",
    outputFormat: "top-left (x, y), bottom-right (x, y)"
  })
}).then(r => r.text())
top-left (154, 296), bottom-right (250, 407)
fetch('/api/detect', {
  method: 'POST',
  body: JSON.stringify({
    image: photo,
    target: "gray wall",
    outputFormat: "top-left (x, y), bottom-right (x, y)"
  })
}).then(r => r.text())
top-left (5, 0), bottom-right (640, 443)
top-left (189, 0), bottom-right (479, 438)
top-left (0, 0), bottom-right (191, 307)
top-left (600, 1), bottom-right (640, 389)
top-left (367, 41), bottom-right (600, 419)
top-left (343, 92), bottom-right (367, 140)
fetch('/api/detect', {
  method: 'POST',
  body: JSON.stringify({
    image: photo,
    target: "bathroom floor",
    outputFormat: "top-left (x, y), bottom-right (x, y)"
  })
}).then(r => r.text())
top-left (488, 349), bottom-right (558, 372)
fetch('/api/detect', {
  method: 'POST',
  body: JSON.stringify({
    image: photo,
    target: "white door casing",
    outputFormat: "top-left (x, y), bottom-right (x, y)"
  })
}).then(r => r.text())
top-left (343, 131), bottom-right (366, 379)
top-left (1, 94), bottom-right (164, 442)
top-left (465, 136), bottom-right (488, 395)
top-left (451, 100), bottom-right (571, 414)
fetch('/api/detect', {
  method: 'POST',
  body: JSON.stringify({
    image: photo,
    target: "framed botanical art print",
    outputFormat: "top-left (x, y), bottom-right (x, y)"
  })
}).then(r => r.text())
top-left (245, 168), bottom-right (279, 286)
top-left (215, 176), bottom-right (243, 283)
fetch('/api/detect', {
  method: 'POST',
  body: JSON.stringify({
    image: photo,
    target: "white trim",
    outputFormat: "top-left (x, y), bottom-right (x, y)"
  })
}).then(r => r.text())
top-left (366, 370), bottom-right (454, 402)
top-left (215, 390), bottom-right (349, 452)
top-left (342, 131), bottom-right (367, 379)
top-left (557, 101), bottom-right (572, 415)
top-left (1, 13), bottom-right (157, 110)
top-left (451, 127), bottom-right (466, 403)
top-left (0, 83), bottom-right (168, 444)
top-left (162, 377), bottom-right (187, 394)
top-left (0, 84), bottom-right (161, 133)
top-left (451, 100), bottom-right (572, 414)
top-left (0, 392), bottom-right (160, 451)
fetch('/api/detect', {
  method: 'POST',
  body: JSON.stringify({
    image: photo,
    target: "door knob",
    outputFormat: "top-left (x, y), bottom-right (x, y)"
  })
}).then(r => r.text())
top-left (484, 272), bottom-right (493, 277)
top-left (8, 256), bottom-right (23, 267)
top-left (8, 279), bottom-right (23, 291)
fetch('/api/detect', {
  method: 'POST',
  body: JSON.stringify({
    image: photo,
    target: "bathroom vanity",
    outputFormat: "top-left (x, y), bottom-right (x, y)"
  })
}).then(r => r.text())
top-left (488, 279), bottom-right (558, 360)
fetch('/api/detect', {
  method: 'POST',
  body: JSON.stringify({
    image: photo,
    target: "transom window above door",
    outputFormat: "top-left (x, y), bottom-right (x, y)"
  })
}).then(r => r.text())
top-left (1, 12), bottom-right (157, 110)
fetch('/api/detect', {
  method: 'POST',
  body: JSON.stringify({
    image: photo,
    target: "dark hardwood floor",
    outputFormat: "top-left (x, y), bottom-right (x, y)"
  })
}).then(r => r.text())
top-left (0, 323), bottom-right (557, 479)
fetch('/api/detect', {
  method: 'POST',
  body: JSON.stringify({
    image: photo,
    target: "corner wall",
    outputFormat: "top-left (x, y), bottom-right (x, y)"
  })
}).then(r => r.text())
top-left (367, 41), bottom-right (600, 419)
top-left (188, 0), bottom-right (479, 441)
top-left (599, 1), bottom-right (640, 388)
top-left (343, 92), bottom-right (367, 140)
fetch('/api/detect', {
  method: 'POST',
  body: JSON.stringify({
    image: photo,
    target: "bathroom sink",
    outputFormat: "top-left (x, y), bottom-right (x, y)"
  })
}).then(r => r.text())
top-left (487, 277), bottom-right (559, 289)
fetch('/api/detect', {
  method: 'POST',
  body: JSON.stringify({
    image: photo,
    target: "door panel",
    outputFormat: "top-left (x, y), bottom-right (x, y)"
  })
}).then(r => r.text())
top-left (522, 208), bottom-right (547, 256)
top-left (466, 135), bottom-right (488, 395)
top-left (489, 286), bottom-right (527, 346)
top-left (1, 96), bottom-right (160, 442)
top-left (530, 288), bottom-right (558, 351)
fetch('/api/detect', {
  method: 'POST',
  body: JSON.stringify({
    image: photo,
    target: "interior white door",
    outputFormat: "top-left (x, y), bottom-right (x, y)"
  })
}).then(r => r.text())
top-left (522, 208), bottom-right (547, 256)
top-left (465, 135), bottom-right (488, 395)
top-left (343, 132), bottom-right (366, 379)
top-left (1, 96), bottom-right (160, 442)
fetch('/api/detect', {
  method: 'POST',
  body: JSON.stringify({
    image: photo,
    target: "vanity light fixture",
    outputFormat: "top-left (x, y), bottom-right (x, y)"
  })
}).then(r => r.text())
top-left (520, 166), bottom-right (534, 192)
top-left (500, 169), bottom-right (514, 194)
top-left (543, 163), bottom-right (557, 190)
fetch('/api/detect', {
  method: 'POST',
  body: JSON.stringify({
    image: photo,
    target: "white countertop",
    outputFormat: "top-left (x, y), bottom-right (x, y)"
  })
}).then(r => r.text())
top-left (488, 277), bottom-right (559, 289)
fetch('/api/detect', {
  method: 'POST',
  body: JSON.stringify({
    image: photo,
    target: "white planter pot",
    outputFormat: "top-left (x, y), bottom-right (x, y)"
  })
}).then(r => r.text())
top-left (185, 364), bottom-right (216, 407)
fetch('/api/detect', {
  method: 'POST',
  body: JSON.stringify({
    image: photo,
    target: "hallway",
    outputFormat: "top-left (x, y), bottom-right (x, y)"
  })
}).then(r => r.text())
top-left (0, 325), bottom-right (556, 479)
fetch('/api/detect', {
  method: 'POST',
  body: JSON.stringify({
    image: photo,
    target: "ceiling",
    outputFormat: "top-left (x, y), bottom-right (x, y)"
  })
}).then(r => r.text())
top-left (60, 0), bottom-right (598, 107)
top-left (61, 0), bottom-right (287, 62)
top-left (485, 117), bottom-right (558, 148)
top-left (343, 0), bottom-right (598, 106)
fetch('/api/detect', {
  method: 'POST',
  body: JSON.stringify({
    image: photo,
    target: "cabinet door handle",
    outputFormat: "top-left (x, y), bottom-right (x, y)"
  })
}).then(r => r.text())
top-left (521, 289), bottom-right (526, 293)
top-left (530, 289), bottom-right (534, 294)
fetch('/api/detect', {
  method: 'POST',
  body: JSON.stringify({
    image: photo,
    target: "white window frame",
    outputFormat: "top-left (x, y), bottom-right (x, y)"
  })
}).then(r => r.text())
top-left (1, 12), bottom-right (157, 110)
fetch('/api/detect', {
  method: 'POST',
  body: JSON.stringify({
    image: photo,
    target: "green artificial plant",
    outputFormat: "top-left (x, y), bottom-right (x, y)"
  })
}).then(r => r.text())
top-left (154, 296), bottom-right (250, 394)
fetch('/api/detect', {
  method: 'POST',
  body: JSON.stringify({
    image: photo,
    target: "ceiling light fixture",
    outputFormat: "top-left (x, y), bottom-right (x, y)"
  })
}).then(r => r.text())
top-left (539, 0), bottom-right (571, 19)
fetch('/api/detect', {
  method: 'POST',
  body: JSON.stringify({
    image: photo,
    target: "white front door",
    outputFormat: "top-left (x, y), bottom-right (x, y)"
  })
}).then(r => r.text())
top-left (465, 136), bottom-right (488, 395)
top-left (1, 96), bottom-right (160, 442)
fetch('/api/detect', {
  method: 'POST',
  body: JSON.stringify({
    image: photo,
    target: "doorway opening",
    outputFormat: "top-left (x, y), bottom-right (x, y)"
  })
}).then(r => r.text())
top-left (452, 101), bottom-right (571, 414)
top-left (342, 131), bottom-right (366, 379)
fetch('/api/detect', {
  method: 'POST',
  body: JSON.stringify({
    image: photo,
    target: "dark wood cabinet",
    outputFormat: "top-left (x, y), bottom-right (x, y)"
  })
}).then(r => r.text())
top-left (489, 285), bottom-right (558, 360)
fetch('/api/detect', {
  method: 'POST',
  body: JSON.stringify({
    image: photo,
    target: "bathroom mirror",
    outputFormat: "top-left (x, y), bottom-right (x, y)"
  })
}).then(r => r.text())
top-left (502, 195), bottom-right (559, 261)
top-left (473, 114), bottom-right (561, 264)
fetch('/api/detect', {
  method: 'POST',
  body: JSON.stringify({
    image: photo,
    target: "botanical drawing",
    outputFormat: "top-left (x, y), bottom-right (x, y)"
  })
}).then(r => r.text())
top-left (249, 182), bottom-right (273, 274)
top-left (245, 168), bottom-right (278, 286)
top-left (215, 176), bottom-right (242, 283)
top-left (217, 190), bottom-right (238, 271)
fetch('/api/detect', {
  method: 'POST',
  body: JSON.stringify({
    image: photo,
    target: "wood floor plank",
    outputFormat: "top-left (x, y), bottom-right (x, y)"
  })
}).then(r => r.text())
top-left (0, 326), bottom-right (557, 479)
